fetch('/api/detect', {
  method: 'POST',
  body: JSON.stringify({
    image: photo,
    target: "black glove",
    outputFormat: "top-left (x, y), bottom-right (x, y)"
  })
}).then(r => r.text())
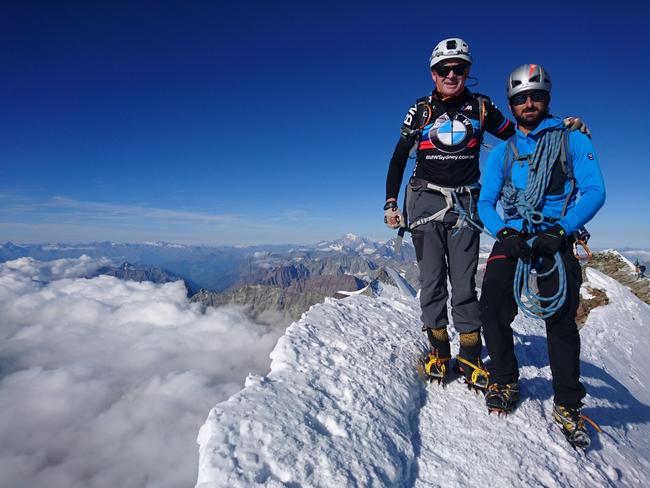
top-left (497, 227), bottom-right (532, 261)
top-left (532, 224), bottom-right (567, 256)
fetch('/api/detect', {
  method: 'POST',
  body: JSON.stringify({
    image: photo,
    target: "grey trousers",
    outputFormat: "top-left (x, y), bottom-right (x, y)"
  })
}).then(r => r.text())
top-left (407, 182), bottom-right (481, 333)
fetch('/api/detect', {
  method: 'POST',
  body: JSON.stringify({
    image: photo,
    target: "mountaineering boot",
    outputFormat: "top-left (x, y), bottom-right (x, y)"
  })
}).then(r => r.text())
top-left (422, 348), bottom-right (451, 384)
top-left (456, 331), bottom-right (489, 392)
top-left (422, 327), bottom-right (451, 384)
top-left (552, 404), bottom-right (591, 450)
top-left (485, 382), bottom-right (520, 414)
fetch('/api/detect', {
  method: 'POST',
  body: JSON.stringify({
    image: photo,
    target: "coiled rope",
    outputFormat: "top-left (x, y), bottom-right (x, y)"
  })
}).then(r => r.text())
top-left (501, 129), bottom-right (568, 319)
top-left (513, 236), bottom-right (567, 319)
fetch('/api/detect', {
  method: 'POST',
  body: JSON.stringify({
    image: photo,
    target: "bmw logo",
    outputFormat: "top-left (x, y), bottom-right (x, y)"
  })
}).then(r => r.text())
top-left (429, 113), bottom-right (474, 153)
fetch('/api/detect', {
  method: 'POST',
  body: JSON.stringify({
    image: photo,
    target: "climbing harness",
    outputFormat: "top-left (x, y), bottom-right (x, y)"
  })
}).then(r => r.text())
top-left (408, 179), bottom-right (483, 233)
top-left (395, 179), bottom-right (483, 253)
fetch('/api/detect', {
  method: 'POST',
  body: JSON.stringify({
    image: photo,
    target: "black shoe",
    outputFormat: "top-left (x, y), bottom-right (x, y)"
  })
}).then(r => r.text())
top-left (455, 353), bottom-right (489, 392)
top-left (485, 382), bottom-right (520, 414)
top-left (552, 404), bottom-right (591, 449)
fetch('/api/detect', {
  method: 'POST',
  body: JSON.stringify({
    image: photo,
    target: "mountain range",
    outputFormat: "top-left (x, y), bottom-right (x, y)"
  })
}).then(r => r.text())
top-left (2, 237), bottom-right (648, 325)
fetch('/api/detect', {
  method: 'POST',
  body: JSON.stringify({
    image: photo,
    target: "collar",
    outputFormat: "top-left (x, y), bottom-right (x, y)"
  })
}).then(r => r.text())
top-left (432, 88), bottom-right (471, 103)
top-left (516, 115), bottom-right (564, 139)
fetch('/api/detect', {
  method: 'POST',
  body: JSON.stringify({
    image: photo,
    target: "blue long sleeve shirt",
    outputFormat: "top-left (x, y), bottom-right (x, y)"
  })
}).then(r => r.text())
top-left (478, 116), bottom-right (606, 236)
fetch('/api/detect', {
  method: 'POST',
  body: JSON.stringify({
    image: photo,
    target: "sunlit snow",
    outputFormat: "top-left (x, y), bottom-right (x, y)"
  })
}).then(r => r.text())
top-left (197, 269), bottom-right (650, 487)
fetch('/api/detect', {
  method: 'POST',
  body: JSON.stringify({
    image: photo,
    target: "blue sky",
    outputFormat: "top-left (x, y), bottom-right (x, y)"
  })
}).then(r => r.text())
top-left (1, 1), bottom-right (649, 248)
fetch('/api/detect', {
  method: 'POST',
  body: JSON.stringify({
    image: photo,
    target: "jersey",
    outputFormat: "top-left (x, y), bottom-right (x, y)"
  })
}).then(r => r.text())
top-left (385, 89), bottom-right (514, 200)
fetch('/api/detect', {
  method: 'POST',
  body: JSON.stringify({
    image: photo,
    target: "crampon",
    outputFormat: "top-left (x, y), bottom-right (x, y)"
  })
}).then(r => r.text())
top-left (553, 404), bottom-right (602, 450)
top-left (485, 382), bottom-right (520, 415)
top-left (418, 350), bottom-right (451, 386)
top-left (455, 355), bottom-right (489, 394)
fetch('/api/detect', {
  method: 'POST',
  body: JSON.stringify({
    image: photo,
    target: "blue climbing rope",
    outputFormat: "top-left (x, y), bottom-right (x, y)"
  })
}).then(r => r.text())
top-left (450, 190), bottom-right (494, 238)
top-left (513, 237), bottom-right (567, 319)
top-left (501, 129), bottom-right (563, 224)
top-left (502, 130), bottom-right (568, 319)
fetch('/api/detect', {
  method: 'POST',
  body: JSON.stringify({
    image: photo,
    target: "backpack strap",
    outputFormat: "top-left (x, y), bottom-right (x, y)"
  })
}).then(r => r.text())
top-left (415, 95), bottom-right (434, 130)
top-left (558, 129), bottom-right (574, 179)
top-left (477, 95), bottom-right (486, 132)
top-left (558, 129), bottom-right (575, 217)
top-left (399, 95), bottom-right (433, 141)
top-left (503, 134), bottom-right (522, 185)
top-left (475, 95), bottom-right (485, 146)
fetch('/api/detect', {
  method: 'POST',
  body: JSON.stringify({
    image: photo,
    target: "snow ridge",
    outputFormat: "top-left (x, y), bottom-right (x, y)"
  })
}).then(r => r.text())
top-left (196, 272), bottom-right (650, 487)
top-left (196, 287), bottom-right (425, 487)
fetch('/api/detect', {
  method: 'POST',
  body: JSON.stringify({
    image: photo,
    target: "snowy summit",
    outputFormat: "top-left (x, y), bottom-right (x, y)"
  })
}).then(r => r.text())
top-left (316, 234), bottom-right (381, 255)
top-left (196, 269), bottom-right (650, 487)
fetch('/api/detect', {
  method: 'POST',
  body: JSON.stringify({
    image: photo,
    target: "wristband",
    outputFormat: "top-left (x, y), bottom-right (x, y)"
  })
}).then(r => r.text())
top-left (384, 201), bottom-right (398, 211)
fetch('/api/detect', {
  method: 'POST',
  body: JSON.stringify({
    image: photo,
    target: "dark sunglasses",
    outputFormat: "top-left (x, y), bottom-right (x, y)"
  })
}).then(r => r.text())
top-left (509, 91), bottom-right (548, 106)
top-left (433, 64), bottom-right (468, 77)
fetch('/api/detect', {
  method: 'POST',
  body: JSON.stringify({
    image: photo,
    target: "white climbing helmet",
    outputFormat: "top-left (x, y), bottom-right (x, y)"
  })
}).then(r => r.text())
top-left (506, 64), bottom-right (552, 99)
top-left (429, 38), bottom-right (472, 69)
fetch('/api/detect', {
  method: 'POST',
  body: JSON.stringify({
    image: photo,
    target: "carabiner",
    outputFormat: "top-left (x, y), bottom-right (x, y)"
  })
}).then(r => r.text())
top-left (574, 240), bottom-right (592, 261)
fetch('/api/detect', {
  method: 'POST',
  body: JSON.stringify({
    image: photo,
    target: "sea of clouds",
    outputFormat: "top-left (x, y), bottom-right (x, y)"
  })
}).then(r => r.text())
top-left (0, 256), bottom-right (286, 488)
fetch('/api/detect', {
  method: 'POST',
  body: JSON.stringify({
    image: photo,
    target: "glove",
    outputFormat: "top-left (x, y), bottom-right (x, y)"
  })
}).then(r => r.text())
top-left (563, 117), bottom-right (591, 137)
top-left (384, 201), bottom-right (405, 229)
top-left (497, 227), bottom-right (532, 261)
top-left (532, 224), bottom-right (567, 256)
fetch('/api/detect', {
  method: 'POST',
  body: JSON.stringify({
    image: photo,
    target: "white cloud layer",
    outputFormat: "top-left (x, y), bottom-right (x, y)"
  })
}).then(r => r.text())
top-left (620, 249), bottom-right (650, 266)
top-left (0, 257), bottom-right (285, 488)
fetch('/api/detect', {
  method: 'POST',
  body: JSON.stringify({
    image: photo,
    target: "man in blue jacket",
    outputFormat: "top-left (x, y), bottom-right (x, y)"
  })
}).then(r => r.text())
top-left (478, 64), bottom-right (605, 448)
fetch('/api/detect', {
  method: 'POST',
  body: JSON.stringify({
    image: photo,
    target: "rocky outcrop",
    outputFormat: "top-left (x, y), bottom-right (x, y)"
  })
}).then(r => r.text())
top-left (576, 285), bottom-right (609, 327)
top-left (192, 285), bottom-right (325, 322)
top-left (286, 274), bottom-right (366, 295)
top-left (575, 251), bottom-right (649, 325)
top-left (584, 251), bottom-right (650, 305)
top-left (257, 263), bottom-right (312, 288)
top-left (192, 274), bottom-right (367, 321)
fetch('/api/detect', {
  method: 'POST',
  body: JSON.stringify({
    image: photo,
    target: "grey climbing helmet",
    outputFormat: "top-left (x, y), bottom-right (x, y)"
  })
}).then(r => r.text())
top-left (429, 38), bottom-right (472, 69)
top-left (506, 64), bottom-right (552, 99)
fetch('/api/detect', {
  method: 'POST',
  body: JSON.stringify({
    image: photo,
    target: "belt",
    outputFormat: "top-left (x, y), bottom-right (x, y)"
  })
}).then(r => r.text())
top-left (410, 177), bottom-right (480, 195)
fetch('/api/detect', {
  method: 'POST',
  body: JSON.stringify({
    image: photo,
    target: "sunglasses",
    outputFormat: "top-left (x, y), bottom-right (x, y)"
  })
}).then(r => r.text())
top-left (509, 91), bottom-right (548, 106)
top-left (433, 64), bottom-right (468, 77)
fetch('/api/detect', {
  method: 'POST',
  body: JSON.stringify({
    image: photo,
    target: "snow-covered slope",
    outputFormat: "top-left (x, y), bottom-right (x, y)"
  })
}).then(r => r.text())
top-left (196, 269), bottom-right (650, 487)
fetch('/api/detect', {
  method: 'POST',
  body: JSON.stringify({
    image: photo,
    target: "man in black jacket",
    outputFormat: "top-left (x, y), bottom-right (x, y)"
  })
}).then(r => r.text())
top-left (384, 37), bottom-right (515, 389)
